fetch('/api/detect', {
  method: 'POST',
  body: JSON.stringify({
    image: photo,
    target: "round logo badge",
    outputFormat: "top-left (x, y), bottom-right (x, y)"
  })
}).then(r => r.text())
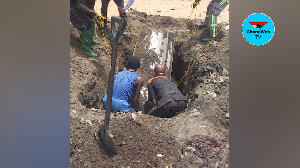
top-left (242, 13), bottom-right (275, 46)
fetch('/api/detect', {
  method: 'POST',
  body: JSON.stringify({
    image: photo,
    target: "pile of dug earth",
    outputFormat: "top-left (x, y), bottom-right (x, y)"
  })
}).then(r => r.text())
top-left (70, 10), bottom-right (229, 168)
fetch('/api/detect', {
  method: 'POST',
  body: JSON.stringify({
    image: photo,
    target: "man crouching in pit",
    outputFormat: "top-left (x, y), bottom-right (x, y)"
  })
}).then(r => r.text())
top-left (102, 55), bottom-right (144, 113)
top-left (145, 64), bottom-right (187, 118)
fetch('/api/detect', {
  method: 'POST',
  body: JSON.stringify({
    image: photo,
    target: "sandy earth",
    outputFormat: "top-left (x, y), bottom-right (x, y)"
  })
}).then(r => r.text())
top-left (94, 0), bottom-right (229, 23)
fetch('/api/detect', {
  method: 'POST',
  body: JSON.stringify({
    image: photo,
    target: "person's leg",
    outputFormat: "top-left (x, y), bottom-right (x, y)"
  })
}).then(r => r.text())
top-left (101, 0), bottom-right (111, 32)
top-left (70, 4), bottom-right (94, 31)
top-left (103, 97), bottom-right (122, 113)
top-left (175, 100), bottom-right (187, 111)
top-left (143, 100), bottom-right (153, 114)
top-left (113, 0), bottom-right (124, 18)
top-left (70, 5), bottom-right (98, 57)
top-left (101, 0), bottom-right (110, 18)
top-left (148, 101), bottom-right (180, 118)
top-left (80, 28), bottom-right (98, 57)
top-left (202, 0), bottom-right (228, 42)
top-left (91, 22), bottom-right (100, 45)
top-left (147, 105), bottom-right (169, 117)
top-left (203, 0), bottom-right (218, 41)
top-left (147, 106), bottom-right (158, 116)
top-left (113, 0), bottom-right (124, 8)
top-left (162, 101), bottom-right (182, 117)
top-left (196, 0), bottom-right (213, 29)
top-left (113, 0), bottom-right (129, 36)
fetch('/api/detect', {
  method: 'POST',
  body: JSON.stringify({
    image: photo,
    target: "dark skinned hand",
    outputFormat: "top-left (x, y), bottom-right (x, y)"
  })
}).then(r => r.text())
top-left (118, 7), bottom-right (126, 17)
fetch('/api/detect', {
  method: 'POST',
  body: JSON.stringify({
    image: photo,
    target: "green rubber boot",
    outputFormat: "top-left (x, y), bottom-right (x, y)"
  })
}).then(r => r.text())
top-left (202, 14), bottom-right (216, 42)
top-left (93, 38), bottom-right (100, 45)
top-left (92, 22), bottom-right (100, 45)
top-left (80, 30), bottom-right (98, 57)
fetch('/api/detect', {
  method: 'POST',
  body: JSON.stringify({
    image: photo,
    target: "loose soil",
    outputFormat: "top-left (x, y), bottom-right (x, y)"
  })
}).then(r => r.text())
top-left (70, 9), bottom-right (229, 168)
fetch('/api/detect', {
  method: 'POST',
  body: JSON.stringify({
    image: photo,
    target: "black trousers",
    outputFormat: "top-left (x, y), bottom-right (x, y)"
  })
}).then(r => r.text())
top-left (147, 100), bottom-right (187, 118)
top-left (101, 0), bottom-right (124, 17)
top-left (101, 0), bottom-right (127, 29)
top-left (70, 2), bottom-right (94, 30)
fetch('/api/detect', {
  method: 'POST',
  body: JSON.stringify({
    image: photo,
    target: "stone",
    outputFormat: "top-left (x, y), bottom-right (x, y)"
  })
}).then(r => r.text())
top-left (186, 146), bottom-right (196, 153)
top-left (131, 113), bottom-right (137, 120)
top-left (80, 119), bottom-right (92, 126)
top-left (191, 112), bottom-right (201, 117)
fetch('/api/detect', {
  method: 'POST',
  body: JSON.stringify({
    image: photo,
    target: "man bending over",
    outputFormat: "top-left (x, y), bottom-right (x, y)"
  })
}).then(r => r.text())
top-left (146, 64), bottom-right (187, 118)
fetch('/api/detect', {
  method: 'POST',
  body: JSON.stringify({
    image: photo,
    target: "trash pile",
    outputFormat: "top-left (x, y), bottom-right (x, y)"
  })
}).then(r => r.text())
top-left (190, 135), bottom-right (223, 159)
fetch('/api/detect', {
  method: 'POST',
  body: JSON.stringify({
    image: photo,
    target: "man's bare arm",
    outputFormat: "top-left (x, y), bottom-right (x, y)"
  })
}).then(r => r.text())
top-left (132, 77), bottom-right (144, 111)
top-left (152, 98), bottom-right (157, 107)
top-left (123, 0), bottom-right (135, 11)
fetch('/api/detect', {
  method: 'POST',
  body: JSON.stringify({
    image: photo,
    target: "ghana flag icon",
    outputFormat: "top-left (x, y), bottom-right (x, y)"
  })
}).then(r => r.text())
top-left (249, 22), bottom-right (268, 28)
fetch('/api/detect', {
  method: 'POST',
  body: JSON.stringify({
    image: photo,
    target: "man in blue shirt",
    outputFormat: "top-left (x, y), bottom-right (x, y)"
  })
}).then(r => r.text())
top-left (103, 55), bottom-right (144, 113)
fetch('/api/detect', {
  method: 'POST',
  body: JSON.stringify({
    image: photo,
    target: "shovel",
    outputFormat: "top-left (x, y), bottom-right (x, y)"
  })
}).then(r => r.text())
top-left (99, 16), bottom-right (124, 155)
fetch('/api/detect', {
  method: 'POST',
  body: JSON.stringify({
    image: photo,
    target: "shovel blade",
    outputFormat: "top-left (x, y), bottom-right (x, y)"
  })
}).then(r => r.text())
top-left (99, 124), bottom-right (117, 155)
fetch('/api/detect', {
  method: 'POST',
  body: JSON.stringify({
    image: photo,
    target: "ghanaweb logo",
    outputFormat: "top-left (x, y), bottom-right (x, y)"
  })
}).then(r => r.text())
top-left (242, 13), bottom-right (275, 46)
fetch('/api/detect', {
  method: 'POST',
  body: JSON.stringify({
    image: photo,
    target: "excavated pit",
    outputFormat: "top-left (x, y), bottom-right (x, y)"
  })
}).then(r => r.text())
top-left (77, 22), bottom-right (228, 111)
top-left (172, 44), bottom-right (228, 96)
top-left (70, 10), bottom-right (229, 168)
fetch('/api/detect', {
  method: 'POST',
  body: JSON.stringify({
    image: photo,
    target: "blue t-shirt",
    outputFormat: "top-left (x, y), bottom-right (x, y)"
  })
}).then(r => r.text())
top-left (103, 70), bottom-right (140, 113)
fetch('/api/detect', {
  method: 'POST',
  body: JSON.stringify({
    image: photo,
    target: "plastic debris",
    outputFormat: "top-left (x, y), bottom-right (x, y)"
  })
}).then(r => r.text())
top-left (186, 146), bottom-right (196, 153)
top-left (190, 135), bottom-right (223, 159)
top-left (131, 113), bottom-right (137, 120)
top-left (157, 154), bottom-right (164, 157)
top-left (204, 90), bottom-right (217, 98)
top-left (224, 25), bottom-right (229, 30)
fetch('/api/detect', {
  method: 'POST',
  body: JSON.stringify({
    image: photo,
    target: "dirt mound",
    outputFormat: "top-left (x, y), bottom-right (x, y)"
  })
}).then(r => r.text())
top-left (70, 113), bottom-right (202, 168)
top-left (70, 9), bottom-right (229, 168)
top-left (70, 110), bottom-right (229, 168)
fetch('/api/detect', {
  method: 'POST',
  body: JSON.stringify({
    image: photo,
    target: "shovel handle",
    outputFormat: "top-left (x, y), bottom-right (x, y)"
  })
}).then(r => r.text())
top-left (104, 16), bottom-right (124, 129)
top-left (111, 16), bottom-right (124, 41)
